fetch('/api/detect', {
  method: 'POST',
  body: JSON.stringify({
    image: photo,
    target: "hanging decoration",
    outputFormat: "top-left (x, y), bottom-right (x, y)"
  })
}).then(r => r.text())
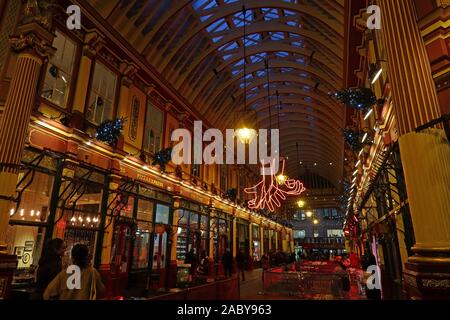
top-left (343, 129), bottom-right (363, 152)
top-left (49, 65), bottom-right (59, 78)
top-left (244, 159), bottom-right (306, 213)
top-left (96, 118), bottom-right (125, 146)
top-left (224, 188), bottom-right (237, 202)
top-left (332, 88), bottom-right (377, 111)
top-left (152, 147), bottom-right (173, 171)
top-left (96, 97), bottom-right (104, 108)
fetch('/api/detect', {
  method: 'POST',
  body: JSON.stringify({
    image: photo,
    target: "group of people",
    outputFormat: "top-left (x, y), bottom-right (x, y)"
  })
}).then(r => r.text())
top-left (31, 238), bottom-right (104, 300)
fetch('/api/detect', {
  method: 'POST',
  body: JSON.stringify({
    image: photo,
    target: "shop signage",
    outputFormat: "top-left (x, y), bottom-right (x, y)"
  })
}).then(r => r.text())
top-left (136, 173), bottom-right (164, 189)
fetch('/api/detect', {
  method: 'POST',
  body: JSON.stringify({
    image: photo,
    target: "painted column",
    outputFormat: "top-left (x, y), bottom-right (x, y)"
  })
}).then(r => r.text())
top-left (171, 196), bottom-right (181, 262)
top-left (260, 225), bottom-right (264, 255)
top-left (208, 209), bottom-right (215, 259)
top-left (379, 0), bottom-right (450, 298)
top-left (275, 230), bottom-right (278, 251)
top-left (98, 174), bottom-right (119, 297)
top-left (232, 216), bottom-right (237, 257)
top-left (0, 21), bottom-right (55, 252)
top-left (248, 223), bottom-right (253, 259)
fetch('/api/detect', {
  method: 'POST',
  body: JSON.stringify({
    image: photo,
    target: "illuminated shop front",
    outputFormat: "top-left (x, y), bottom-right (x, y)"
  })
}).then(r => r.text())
top-left (236, 218), bottom-right (250, 256)
top-left (6, 149), bottom-right (61, 285)
top-left (53, 163), bottom-right (109, 269)
top-left (263, 228), bottom-right (270, 255)
top-left (105, 180), bottom-right (173, 293)
top-left (211, 209), bottom-right (232, 262)
top-left (175, 200), bottom-right (210, 261)
top-left (251, 224), bottom-right (261, 261)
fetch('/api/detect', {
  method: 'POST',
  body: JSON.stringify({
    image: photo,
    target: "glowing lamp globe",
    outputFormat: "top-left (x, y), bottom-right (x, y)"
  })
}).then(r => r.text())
top-left (313, 219), bottom-right (319, 225)
top-left (276, 174), bottom-right (288, 185)
top-left (235, 127), bottom-right (257, 144)
top-left (306, 211), bottom-right (313, 218)
top-left (297, 200), bottom-right (305, 208)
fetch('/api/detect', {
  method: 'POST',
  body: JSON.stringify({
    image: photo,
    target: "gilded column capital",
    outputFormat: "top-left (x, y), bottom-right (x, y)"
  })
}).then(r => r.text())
top-left (10, 22), bottom-right (56, 62)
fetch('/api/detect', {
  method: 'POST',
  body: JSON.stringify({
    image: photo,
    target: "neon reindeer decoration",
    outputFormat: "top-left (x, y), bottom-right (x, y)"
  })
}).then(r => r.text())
top-left (244, 159), bottom-right (306, 212)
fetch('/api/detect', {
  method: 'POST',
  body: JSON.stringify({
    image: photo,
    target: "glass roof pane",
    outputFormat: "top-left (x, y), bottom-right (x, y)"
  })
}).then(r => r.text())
top-left (262, 8), bottom-right (279, 21)
top-left (206, 18), bottom-right (228, 33)
top-left (276, 51), bottom-right (289, 58)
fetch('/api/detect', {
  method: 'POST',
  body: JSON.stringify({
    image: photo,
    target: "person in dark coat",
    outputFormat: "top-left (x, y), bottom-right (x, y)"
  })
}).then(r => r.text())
top-left (222, 249), bottom-right (233, 278)
top-left (197, 250), bottom-right (209, 276)
top-left (235, 249), bottom-right (246, 281)
top-left (184, 249), bottom-right (197, 279)
top-left (32, 238), bottom-right (66, 300)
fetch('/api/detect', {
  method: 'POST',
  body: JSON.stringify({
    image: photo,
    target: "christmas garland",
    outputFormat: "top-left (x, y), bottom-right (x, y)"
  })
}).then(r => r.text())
top-left (96, 118), bottom-right (125, 146)
top-left (152, 147), bottom-right (173, 171)
top-left (332, 88), bottom-right (377, 111)
top-left (343, 129), bottom-right (373, 151)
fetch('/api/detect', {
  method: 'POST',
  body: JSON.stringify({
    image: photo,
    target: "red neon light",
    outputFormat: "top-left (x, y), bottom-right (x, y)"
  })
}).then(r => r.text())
top-left (244, 159), bottom-right (306, 212)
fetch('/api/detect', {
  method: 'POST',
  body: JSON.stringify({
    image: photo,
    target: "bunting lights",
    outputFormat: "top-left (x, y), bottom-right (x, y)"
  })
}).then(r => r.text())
top-left (244, 159), bottom-right (306, 213)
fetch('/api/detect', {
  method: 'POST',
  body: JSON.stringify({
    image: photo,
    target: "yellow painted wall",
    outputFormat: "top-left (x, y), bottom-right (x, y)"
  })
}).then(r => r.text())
top-left (122, 85), bottom-right (146, 153)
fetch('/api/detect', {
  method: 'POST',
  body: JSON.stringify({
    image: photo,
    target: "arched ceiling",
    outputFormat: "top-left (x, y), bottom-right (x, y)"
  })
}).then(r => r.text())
top-left (90, 0), bottom-right (346, 188)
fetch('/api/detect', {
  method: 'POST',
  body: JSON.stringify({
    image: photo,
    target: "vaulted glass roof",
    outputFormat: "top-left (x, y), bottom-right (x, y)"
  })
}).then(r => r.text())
top-left (94, 0), bottom-right (345, 187)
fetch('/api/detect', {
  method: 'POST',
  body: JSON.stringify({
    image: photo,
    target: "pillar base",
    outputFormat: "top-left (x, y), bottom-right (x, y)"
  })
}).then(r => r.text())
top-left (403, 248), bottom-right (450, 299)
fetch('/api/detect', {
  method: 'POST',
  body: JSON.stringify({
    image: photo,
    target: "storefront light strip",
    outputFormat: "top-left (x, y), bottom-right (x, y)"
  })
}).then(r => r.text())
top-left (32, 120), bottom-right (285, 228)
top-left (123, 157), bottom-right (283, 228)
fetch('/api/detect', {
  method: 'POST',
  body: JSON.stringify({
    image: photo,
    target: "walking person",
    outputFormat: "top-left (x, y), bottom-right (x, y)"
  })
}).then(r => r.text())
top-left (43, 244), bottom-right (104, 300)
top-left (236, 248), bottom-right (246, 281)
top-left (222, 249), bottom-right (233, 278)
top-left (32, 238), bottom-right (66, 300)
top-left (185, 248), bottom-right (197, 282)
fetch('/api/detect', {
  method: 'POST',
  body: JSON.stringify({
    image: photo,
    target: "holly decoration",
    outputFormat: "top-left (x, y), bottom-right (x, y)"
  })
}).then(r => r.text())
top-left (96, 118), bottom-right (125, 146)
top-left (332, 88), bottom-right (377, 111)
top-left (224, 188), bottom-right (237, 202)
top-left (343, 129), bottom-right (363, 152)
top-left (152, 147), bottom-right (173, 171)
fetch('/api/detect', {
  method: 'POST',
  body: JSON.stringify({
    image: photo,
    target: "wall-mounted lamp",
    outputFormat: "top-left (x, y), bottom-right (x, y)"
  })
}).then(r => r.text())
top-left (369, 63), bottom-right (383, 84)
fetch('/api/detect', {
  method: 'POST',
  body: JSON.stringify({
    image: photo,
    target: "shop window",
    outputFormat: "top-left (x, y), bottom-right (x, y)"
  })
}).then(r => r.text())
top-left (86, 62), bottom-right (117, 125)
top-left (143, 102), bottom-right (163, 154)
top-left (327, 229), bottom-right (343, 237)
top-left (200, 214), bottom-right (209, 231)
top-left (132, 221), bottom-right (151, 269)
top-left (155, 203), bottom-right (170, 224)
top-left (132, 199), bottom-right (154, 270)
top-left (136, 198), bottom-right (154, 222)
top-left (294, 230), bottom-right (306, 239)
top-left (56, 172), bottom-right (105, 267)
top-left (41, 30), bottom-right (77, 108)
top-left (60, 183), bottom-right (103, 263)
top-left (7, 170), bottom-right (55, 284)
top-left (176, 209), bottom-right (190, 260)
top-left (190, 213), bottom-right (199, 230)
